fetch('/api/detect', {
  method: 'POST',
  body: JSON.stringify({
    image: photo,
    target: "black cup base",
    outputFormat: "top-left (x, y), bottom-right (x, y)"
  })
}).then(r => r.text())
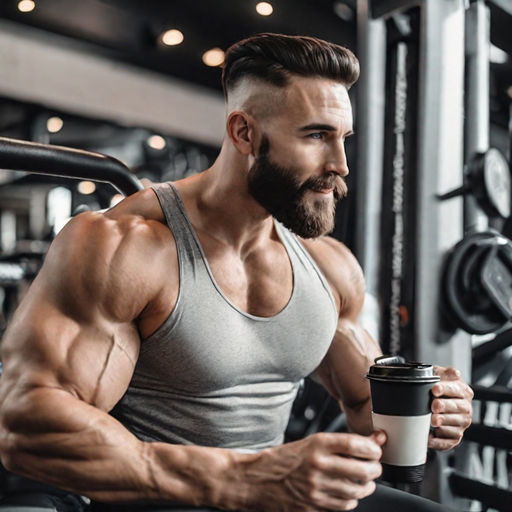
top-left (381, 463), bottom-right (425, 483)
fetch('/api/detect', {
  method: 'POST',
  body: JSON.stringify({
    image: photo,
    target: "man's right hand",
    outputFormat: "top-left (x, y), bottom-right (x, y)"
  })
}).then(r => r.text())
top-left (242, 431), bottom-right (386, 511)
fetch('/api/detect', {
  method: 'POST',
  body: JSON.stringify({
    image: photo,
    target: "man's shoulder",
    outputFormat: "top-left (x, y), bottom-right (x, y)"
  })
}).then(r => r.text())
top-left (61, 187), bottom-right (173, 258)
top-left (41, 190), bottom-right (177, 323)
top-left (300, 236), bottom-right (362, 280)
top-left (300, 236), bottom-right (366, 316)
top-left (105, 185), bottom-right (166, 223)
top-left (300, 235), bottom-right (353, 262)
top-left (70, 185), bottom-right (174, 250)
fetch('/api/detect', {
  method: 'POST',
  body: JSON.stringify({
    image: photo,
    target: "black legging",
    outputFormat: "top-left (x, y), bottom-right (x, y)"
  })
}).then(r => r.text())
top-left (91, 484), bottom-right (457, 511)
top-left (0, 478), bottom-right (457, 512)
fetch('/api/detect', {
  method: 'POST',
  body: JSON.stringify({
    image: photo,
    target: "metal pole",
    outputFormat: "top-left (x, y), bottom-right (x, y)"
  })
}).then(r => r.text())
top-left (464, 0), bottom-right (490, 233)
top-left (415, 1), bottom-right (470, 506)
top-left (415, 0), bottom-right (469, 377)
top-left (356, 0), bottom-right (387, 298)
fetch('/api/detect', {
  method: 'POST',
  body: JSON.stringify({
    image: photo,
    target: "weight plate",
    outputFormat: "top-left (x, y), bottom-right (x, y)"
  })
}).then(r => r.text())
top-left (480, 241), bottom-right (512, 319)
top-left (470, 148), bottom-right (511, 219)
top-left (443, 232), bottom-right (507, 334)
top-left (483, 148), bottom-right (511, 219)
top-left (460, 244), bottom-right (495, 313)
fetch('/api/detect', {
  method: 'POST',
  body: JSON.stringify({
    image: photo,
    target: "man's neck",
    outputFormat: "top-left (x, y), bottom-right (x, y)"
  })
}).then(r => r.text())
top-left (175, 150), bottom-right (277, 254)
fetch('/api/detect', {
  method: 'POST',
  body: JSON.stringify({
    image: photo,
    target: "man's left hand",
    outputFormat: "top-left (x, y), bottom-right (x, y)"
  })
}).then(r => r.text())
top-left (428, 366), bottom-right (474, 451)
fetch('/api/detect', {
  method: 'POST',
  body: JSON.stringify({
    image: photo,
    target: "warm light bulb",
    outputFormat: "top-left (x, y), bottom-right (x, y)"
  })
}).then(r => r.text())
top-left (202, 48), bottom-right (225, 67)
top-left (77, 181), bottom-right (96, 195)
top-left (333, 1), bottom-right (354, 22)
top-left (148, 135), bottom-right (166, 150)
top-left (18, 0), bottom-right (35, 13)
top-left (110, 194), bottom-right (124, 207)
top-left (256, 2), bottom-right (273, 16)
top-left (161, 29), bottom-right (184, 46)
top-left (47, 116), bottom-right (63, 133)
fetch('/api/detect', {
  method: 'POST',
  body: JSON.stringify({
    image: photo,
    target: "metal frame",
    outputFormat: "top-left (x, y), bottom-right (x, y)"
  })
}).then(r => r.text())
top-left (357, 0), bottom-right (470, 506)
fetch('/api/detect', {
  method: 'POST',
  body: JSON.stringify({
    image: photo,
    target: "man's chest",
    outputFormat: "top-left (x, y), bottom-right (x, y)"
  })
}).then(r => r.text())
top-left (136, 229), bottom-right (296, 338)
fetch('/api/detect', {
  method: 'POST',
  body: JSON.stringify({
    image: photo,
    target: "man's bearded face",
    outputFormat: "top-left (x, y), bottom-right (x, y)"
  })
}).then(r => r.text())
top-left (247, 135), bottom-right (347, 238)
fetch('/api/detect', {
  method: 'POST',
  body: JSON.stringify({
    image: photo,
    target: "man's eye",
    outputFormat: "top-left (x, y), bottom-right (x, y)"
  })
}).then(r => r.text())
top-left (308, 132), bottom-right (324, 139)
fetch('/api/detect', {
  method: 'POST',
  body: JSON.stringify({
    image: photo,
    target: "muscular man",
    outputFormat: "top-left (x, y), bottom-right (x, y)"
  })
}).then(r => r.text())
top-left (0, 34), bottom-right (473, 511)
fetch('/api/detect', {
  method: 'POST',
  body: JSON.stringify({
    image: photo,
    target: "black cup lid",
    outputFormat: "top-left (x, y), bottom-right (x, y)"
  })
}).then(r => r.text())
top-left (366, 355), bottom-right (440, 383)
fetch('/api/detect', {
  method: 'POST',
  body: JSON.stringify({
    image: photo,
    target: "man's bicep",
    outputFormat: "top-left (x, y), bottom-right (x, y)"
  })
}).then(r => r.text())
top-left (313, 319), bottom-right (381, 434)
top-left (1, 281), bottom-right (140, 412)
top-left (314, 317), bottom-right (382, 408)
top-left (0, 214), bottom-right (143, 411)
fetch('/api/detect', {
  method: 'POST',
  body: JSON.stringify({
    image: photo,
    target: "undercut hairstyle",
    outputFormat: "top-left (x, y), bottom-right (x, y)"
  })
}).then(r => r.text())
top-left (222, 33), bottom-right (360, 99)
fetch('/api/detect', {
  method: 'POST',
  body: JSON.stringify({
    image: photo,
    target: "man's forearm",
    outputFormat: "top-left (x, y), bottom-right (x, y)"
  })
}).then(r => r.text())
top-left (0, 386), bottom-right (252, 509)
top-left (342, 398), bottom-right (374, 436)
top-left (145, 441), bottom-right (254, 509)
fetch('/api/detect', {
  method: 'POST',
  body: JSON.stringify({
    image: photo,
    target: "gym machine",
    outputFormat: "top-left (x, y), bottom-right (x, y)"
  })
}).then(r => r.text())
top-left (356, 0), bottom-right (512, 510)
top-left (0, 137), bottom-right (143, 197)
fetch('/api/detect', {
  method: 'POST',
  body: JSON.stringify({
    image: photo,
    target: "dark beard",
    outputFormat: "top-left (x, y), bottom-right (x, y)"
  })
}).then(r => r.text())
top-left (247, 135), bottom-right (347, 238)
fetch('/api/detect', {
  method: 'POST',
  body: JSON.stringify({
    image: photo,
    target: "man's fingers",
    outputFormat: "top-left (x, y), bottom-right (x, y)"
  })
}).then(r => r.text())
top-left (432, 366), bottom-right (474, 401)
top-left (434, 365), bottom-right (461, 380)
top-left (318, 454), bottom-right (382, 483)
top-left (432, 365), bottom-right (474, 448)
top-left (313, 479), bottom-right (376, 510)
top-left (318, 433), bottom-right (382, 460)
top-left (431, 398), bottom-right (472, 415)
top-left (428, 368), bottom-right (473, 453)
top-left (431, 425), bottom-right (464, 439)
top-left (428, 431), bottom-right (462, 451)
top-left (369, 430), bottom-right (387, 446)
top-left (432, 380), bottom-right (473, 399)
top-left (428, 435), bottom-right (458, 451)
top-left (431, 412), bottom-right (472, 429)
top-left (321, 477), bottom-right (376, 499)
top-left (293, 434), bottom-right (383, 510)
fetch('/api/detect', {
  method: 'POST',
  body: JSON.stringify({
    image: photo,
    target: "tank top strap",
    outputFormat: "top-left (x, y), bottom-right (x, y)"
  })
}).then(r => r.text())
top-left (274, 221), bottom-right (338, 317)
top-left (151, 181), bottom-right (207, 274)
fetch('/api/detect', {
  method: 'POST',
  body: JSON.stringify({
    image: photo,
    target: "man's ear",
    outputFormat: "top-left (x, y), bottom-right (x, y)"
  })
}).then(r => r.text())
top-left (226, 111), bottom-right (257, 155)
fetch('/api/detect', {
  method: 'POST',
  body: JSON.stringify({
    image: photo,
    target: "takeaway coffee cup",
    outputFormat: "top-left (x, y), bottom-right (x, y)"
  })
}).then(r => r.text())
top-left (366, 355), bottom-right (440, 483)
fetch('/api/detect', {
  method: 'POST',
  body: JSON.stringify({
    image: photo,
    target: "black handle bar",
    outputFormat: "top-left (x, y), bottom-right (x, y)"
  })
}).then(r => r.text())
top-left (0, 137), bottom-right (143, 196)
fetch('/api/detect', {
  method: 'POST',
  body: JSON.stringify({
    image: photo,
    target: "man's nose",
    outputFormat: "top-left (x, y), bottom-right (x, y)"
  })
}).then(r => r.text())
top-left (324, 141), bottom-right (349, 177)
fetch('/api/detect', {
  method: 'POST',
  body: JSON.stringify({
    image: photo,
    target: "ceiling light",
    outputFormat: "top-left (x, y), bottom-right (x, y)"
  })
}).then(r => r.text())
top-left (490, 44), bottom-right (508, 64)
top-left (256, 2), bottom-right (273, 16)
top-left (77, 181), bottom-right (96, 195)
top-left (110, 194), bottom-right (124, 207)
top-left (161, 29), bottom-right (184, 47)
top-left (148, 135), bottom-right (166, 150)
top-left (202, 48), bottom-right (225, 67)
top-left (333, 1), bottom-right (354, 22)
top-left (18, 0), bottom-right (35, 13)
top-left (47, 116), bottom-right (63, 133)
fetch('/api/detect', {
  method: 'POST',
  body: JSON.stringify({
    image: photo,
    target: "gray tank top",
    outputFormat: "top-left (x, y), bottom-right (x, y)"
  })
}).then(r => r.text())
top-left (111, 182), bottom-right (338, 452)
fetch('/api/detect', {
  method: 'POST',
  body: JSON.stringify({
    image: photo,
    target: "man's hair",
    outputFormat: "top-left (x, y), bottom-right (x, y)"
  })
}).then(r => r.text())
top-left (222, 33), bottom-right (359, 99)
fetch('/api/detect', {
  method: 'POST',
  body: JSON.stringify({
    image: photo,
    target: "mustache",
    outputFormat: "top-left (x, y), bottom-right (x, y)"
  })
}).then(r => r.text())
top-left (301, 173), bottom-right (348, 200)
